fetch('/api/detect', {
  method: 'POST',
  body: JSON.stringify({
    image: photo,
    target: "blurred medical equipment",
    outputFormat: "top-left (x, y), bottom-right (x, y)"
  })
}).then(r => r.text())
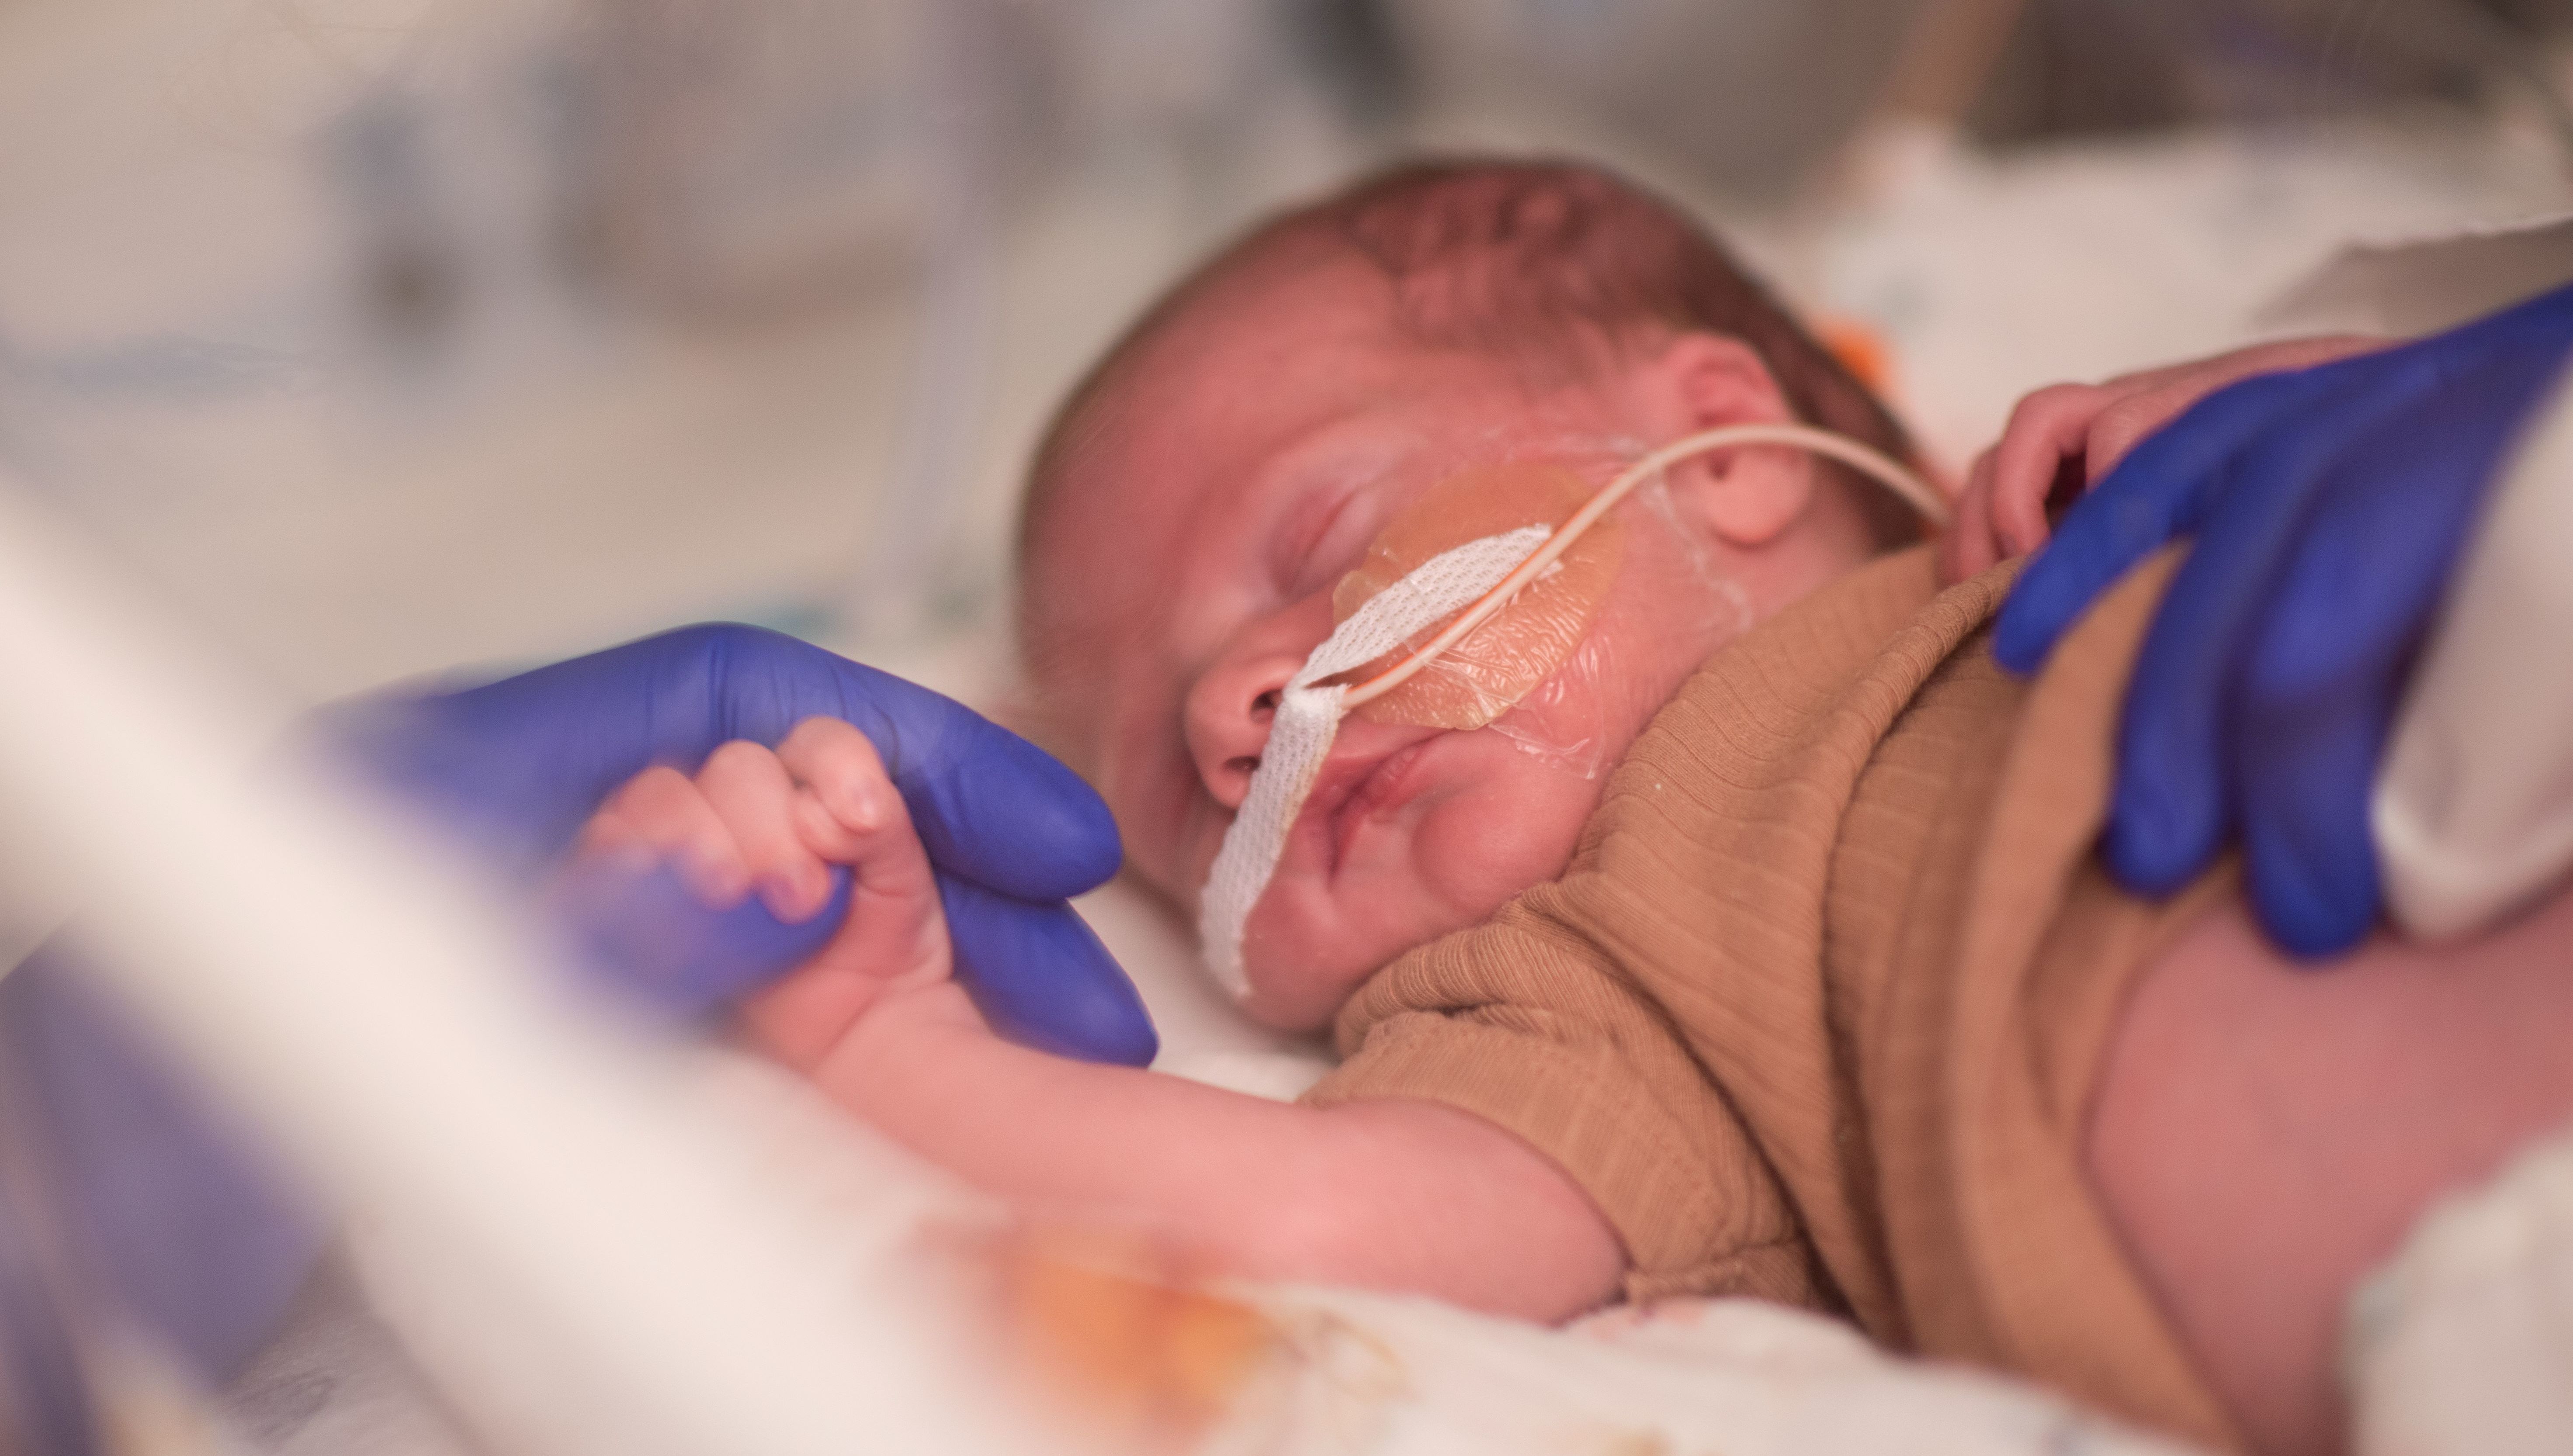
top-left (2344, 1112), bottom-right (2573, 1456)
top-left (544, 0), bottom-right (1385, 647)
top-left (1996, 278), bottom-right (2573, 957)
top-left (0, 480), bottom-right (1054, 1454)
top-left (0, 573), bottom-right (1158, 1444)
top-left (1200, 424), bottom-right (1943, 994)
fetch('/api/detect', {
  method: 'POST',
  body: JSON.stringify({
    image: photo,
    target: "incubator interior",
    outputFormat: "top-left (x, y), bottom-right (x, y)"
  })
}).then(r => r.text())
top-left (7, 1), bottom-right (2573, 1452)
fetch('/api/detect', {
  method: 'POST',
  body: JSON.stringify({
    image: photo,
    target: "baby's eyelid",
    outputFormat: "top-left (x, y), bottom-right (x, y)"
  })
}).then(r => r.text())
top-left (1280, 489), bottom-right (1377, 598)
top-left (1268, 483), bottom-right (1356, 592)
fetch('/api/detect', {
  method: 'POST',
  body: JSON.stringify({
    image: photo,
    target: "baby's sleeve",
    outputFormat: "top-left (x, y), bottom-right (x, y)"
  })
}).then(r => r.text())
top-left (1301, 883), bottom-right (1822, 1310)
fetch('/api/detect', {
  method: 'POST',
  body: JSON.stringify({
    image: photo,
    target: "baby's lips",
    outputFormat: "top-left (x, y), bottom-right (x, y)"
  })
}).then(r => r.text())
top-left (1328, 460), bottom-right (1623, 730)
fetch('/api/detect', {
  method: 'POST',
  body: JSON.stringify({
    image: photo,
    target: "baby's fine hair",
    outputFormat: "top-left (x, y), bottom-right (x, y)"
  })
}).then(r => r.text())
top-left (1019, 158), bottom-right (1923, 619)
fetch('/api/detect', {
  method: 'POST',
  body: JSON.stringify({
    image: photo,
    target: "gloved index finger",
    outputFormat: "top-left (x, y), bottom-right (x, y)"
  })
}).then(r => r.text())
top-left (1994, 368), bottom-right (2328, 675)
top-left (2098, 424), bottom-right (2330, 895)
top-left (874, 698), bottom-right (1126, 905)
top-left (940, 877), bottom-right (1158, 1067)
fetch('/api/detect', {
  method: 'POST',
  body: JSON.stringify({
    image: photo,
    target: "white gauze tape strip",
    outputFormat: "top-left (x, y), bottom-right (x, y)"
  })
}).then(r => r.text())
top-left (1198, 525), bottom-right (1550, 998)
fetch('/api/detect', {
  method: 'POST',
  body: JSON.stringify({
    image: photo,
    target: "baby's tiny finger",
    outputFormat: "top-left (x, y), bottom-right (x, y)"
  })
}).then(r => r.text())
top-left (698, 741), bottom-right (833, 922)
top-left (579, 800), bottom-right (643, 857)
top-left (780, 717), bottom-right (938, 901)
top-left (600, 765), bottom-right (752, 907)
top-left (794, 788), bottom-right (867, 861)
top-left (2089, 380), bottom-right (2206, 482)
top-left (779, 718), bottom-right (902, 837)
top-left (1989, 383), bottom-right (2105, 557)
top-left (773, 716), bottom-right (950, 993)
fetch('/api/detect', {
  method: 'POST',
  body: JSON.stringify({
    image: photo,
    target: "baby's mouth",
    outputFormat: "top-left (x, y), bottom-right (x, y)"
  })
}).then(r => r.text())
top-left (1293, 728), bottom-right (1441, 877)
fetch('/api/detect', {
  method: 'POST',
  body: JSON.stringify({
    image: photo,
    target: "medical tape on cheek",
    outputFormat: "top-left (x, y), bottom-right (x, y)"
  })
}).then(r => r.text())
top-left (1336, 462), bottom-right (1623, 733)
top-left (1197, 524), bottom-right (1551, 998)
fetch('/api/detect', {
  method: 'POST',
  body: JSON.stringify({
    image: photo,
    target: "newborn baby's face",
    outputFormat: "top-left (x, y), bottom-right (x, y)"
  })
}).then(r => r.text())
top-left (1027, 248), bottom-right (1856, 1029)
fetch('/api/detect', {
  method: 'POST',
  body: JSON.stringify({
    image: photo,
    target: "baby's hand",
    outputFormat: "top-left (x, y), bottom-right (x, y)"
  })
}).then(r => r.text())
top-left (576, 717), bottom-right (957, 1068)
top-left (1939, 335), bottom-right (2386, 584)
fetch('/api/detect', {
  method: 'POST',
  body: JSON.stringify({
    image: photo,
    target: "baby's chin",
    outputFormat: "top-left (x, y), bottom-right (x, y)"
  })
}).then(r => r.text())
top-left (1224, 740), bottom-right (1613, 1027)
top-left (1231, 908), bottom-right (1395, 1032)
top-left (1234, 974), bottom-right (1352, 1034)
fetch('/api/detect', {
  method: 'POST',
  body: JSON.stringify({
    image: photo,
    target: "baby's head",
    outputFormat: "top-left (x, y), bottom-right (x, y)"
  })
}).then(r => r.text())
top-left (1017, 159), bottom-right (1919, 1030)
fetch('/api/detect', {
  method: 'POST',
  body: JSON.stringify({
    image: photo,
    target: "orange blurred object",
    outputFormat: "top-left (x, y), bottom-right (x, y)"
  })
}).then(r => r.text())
top-left (988, 1224), bottom-right (1276, 1445)
top-left (1819, 317), bottom-right (1897, 397)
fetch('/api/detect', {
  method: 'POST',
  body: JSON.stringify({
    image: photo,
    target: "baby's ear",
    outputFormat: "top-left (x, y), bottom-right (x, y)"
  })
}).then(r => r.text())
top-left (1650, 332), bottom-right (1814, 547)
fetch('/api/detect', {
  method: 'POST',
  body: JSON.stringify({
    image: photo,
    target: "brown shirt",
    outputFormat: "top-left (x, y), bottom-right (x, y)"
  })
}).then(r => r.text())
top-left (1305, 545), bottom-right (2238, 1449)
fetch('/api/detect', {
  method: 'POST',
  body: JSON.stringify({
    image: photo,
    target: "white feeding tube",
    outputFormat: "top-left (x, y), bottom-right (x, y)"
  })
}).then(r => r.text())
top-left (1341, 423), bottom-right (1945, 712)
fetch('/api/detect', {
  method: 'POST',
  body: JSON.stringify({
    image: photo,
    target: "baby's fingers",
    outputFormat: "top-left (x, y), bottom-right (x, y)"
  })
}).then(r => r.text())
top-left (779, 717), bottom-right (945, 968)
top-left (741, 718), bottom-right (952, 1062)
top-left (583, 765), bottom-right (752, 906)
top-left (781, 722), bottom-right (925, 879)
top-left (697, 741), bottom-right (835, 922)
top-left (1986, 382), bottom-right (2107, 559)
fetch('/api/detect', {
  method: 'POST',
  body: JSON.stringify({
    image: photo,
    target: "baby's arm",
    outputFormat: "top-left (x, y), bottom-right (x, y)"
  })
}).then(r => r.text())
top-left (823, 996), bottom-right (1618, 1316)
top-left (576, 723), bottom-right (1625, 1321)
top-left (1940, 335), bottom-right (2385, 584)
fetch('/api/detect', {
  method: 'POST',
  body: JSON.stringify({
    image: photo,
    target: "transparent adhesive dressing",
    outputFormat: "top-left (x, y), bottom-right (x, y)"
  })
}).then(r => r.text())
top-left (1333, 462), bottom-right (1624, 733)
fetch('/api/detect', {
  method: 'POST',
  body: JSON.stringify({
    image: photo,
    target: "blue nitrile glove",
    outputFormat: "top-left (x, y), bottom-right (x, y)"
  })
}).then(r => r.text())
top-left (0, 954), bottom-right (319, 1398)
top-left (1994, 281), bottom-right (2573, 958)
top-left (5, 621), bottom-right (1154, 1400)
top-left (325, 622), bottom-right (1155, 1063)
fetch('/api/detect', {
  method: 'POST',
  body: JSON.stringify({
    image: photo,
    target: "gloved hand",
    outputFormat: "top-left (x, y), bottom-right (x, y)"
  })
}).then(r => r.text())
top-left (0, 955), bottom-right (321, 1397)
top-left (7, 622), bottom-right (1154, 1398)
top-left (1993, 281), bottom-right (2573, 957)
top-left (324, 622), bottom-right (1155, 1062)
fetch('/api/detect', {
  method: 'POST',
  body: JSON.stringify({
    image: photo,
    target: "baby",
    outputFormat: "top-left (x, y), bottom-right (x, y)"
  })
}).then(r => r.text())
top-left (580, 162), bottom-right (2573, 1456)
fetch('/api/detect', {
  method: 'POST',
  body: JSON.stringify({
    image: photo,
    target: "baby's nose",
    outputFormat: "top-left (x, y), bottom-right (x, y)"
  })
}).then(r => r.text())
top-left (1182, 651), bottom-right (1303, 813)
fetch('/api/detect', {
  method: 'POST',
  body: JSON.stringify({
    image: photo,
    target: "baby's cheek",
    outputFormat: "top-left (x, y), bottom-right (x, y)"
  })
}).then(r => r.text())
top-left (1098, 754), bottom-right (1205, 912)
top-left (1407, 751), bottom-right (1605, 916)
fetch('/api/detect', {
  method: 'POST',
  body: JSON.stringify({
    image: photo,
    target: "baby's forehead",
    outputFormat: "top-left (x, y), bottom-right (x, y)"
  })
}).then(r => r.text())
top-left (1037, 263), bottom-right (1408, 524)
top-left (1109, 251), bottom-right (1400, 428)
